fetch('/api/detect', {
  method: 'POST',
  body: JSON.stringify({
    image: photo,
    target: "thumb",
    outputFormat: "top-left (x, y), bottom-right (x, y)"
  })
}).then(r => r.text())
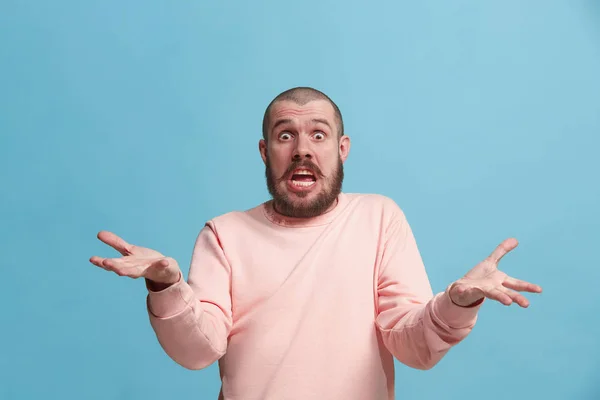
top-left (148, 257), bottom-right (176, 269)
top-left (147, 257), bottom-right (180, 284)
top-left (156, 258), bottom-right (170, 268)
top-left (449, 281), bottom-right (485, 307)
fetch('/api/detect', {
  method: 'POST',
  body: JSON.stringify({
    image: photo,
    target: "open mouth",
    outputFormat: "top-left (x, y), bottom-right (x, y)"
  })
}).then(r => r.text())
top-left (290, 169), bottom-right (317, 188)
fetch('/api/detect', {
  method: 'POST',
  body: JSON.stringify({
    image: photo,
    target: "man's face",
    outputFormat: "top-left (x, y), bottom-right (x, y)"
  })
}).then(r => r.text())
top-left (259, 99), bottom-right (351, 218)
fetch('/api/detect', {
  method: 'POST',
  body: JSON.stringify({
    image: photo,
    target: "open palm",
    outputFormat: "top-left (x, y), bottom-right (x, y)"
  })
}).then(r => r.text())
top-left (89, 231), bottom-right (180, 285)
top-left (449, 238), bottom-right (542, 307)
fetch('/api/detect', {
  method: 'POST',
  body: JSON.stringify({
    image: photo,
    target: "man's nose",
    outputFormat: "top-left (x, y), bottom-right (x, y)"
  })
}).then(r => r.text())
top-left (292, 136), bottom-right (313, 161)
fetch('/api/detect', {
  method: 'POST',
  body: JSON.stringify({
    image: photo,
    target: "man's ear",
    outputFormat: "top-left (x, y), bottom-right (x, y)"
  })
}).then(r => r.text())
top-left (259, 139), bottom-right (268, 165)
top-left (339, 135), bottom-right (351, 163)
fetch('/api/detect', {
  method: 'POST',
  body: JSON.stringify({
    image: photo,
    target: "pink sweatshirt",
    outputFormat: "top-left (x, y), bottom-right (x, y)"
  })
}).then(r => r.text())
top-left (146, 193), bottom-right (482, 399)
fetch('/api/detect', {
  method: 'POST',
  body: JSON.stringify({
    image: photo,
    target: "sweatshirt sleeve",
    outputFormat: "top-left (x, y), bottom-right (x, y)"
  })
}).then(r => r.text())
top-left (146, 222), bottom-right (232, 370)
top-left (375, 208), bottom-right (482, 370)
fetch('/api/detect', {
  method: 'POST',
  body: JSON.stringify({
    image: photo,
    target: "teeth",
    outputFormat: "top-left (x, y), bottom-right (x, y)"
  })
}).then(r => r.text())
top-left (294, 170), bottom-right (314, 176)
top-left (291, 180), bottom-right (316, 187)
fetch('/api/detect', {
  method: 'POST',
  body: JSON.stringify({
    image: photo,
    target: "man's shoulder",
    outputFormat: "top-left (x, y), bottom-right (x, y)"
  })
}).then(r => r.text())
top-left (343, 192), bottom-right (408, 226)
top-left (204, 201), bottom-right (268, 231)
top-left (344, 192), bottom-right (404, 212)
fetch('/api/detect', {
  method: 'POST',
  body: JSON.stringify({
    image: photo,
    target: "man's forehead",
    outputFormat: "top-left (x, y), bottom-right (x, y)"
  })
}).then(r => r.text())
top-left (269, 99), bottom-right (335, 122)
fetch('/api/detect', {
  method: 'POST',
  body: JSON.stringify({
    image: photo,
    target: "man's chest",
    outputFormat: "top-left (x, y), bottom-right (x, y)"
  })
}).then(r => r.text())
top-left (224, 227), bottom-right (382, 319)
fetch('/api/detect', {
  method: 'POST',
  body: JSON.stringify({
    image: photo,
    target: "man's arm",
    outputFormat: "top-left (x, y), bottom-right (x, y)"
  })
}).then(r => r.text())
top-left (146, 223), bottom-right (232, 370)
top-left (90, 225), bottom-right (233, 370)
top-left (375, 210), bottom-right (481, 370)
top-left (375, 204), bottom-right (542, 370)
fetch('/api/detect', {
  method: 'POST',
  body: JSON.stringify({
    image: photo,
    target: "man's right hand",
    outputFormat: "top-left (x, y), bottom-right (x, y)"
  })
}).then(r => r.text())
top-left (90, 231), bottom-right (181, 289)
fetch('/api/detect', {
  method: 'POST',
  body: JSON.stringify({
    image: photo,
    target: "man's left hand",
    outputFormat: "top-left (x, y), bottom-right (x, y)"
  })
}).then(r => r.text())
top-left (449, 238), bottom-right (542, 308)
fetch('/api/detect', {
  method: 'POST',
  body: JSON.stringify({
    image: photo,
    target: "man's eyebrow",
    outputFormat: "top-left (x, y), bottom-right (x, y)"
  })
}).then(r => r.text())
top-left (311, 118), bottom-right (331, 128)
top-left (272, 118), bottom-right (293, 131)
top-left (271, 118), bottom-right (332, 133)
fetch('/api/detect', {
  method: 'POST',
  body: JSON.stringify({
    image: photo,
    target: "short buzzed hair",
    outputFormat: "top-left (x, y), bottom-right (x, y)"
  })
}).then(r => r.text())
top-left (262, 87), bottom-right (344, 141)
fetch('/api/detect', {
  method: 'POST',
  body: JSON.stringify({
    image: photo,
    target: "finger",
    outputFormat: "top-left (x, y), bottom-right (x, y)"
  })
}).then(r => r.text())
top-left (97, 231), bottom-right (134, 256)
top-left (90, 256), bottom-right (137, 275)
top-left (484, 287), bottom-right (513, 306)
top-left (488, 238), bottom-right (518, 264)
top-left (454, 284), bottom-right (469, 296)
top-left (103, 258), bottom-right (149, 277)
top-left (499, 287), bottom-right (530, 308)
top-left (449, 283), bottom-right (485, 307)
top-left (503, 276), bottom-right (543, 293)
top-left (101, 257), bottom-right (137, 269)
top-left (145, 258), bottom-right (180, 284)
top-left (89, 256), bottom-right (109, 270)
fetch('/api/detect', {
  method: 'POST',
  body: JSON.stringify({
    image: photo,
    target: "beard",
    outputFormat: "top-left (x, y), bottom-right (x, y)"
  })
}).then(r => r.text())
top-left (265, 155), bottom-right (344, 219)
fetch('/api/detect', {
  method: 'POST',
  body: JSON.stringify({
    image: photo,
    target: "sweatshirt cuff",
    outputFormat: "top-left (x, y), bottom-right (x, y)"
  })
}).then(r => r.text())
top-left (146, 273), bottom-right (196, 318)
top-left (431, 288), bottom-right (483, 329)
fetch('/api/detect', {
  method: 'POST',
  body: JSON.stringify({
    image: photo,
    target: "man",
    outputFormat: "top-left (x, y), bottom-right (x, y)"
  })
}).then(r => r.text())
top-left (90, 87), bottom-right (542, 400)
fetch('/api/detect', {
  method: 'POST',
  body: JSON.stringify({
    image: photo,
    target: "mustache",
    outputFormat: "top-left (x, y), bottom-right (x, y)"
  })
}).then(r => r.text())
top-left (278, 160), bottom-right (324, 181)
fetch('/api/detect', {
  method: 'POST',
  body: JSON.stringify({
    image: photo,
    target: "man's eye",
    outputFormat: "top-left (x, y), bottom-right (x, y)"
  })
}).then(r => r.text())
top-left (314, 132), bottom-right (325, 140)
top-left (279, 132), bottom-right (292, 140)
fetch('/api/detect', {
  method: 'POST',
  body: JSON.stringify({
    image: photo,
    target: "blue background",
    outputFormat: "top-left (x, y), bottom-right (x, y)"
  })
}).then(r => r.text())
top-left (1, 1), bottom-right (599, 399)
